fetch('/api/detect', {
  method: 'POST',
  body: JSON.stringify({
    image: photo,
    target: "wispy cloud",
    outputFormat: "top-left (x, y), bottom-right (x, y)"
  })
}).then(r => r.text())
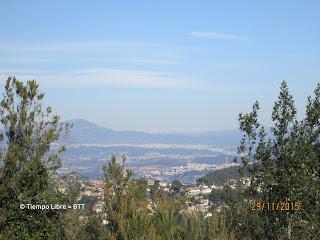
top-left (0, 69), bottom-right (48, 74)
top-left (71, 57), bottom-right (181, 65)
top-left (189, 32), bottom-right (247, 40)
top-left (0, 57), bottom-right (180, 65)
top-left (0, 58), bottom-right (51, 63)
top-left (0, 40), bottom-right (166, 52)
top-left (0, 40), bottom-right (180, 65)
top-left (0, 68), bottom-right (205, 89)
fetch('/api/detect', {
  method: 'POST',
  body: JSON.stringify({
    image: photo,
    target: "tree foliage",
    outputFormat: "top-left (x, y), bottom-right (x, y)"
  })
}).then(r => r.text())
top-left (103, 154), bottom-right (229, 240)
top-left (227, 81), bottom-right (320, 239)
top-left (197, 166), bottom-right (241, 186)
top-left (0, 77), bottom-right (71, 239)
top-left (171, 179), bottom-right (182, 194)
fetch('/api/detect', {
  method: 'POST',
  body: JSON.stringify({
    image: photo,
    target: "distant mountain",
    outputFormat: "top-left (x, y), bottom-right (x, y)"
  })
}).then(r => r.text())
top-left (61, 119), bottom-right (242, 147)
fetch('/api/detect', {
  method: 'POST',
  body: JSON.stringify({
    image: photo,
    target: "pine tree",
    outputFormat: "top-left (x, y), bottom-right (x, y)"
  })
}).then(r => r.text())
top-left (0, 77), bottom-right (70, 239)
top-left (230, 81), bottom-right (320, 239)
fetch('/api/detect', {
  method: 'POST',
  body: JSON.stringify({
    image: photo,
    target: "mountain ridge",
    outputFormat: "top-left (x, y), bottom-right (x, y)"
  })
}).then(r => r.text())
top-left (61, 119), bottom-right (242, 147)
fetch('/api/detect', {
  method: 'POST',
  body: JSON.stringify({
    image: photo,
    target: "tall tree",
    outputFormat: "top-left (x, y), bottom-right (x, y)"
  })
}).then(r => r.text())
top-left (0, 77), bottom-right (70, 239)
top-left (103, 154), bottom-right (152, 239)
top-left (171, 179), bottom-right (182, 194)
top-left (229, 81), bottom-right (320, 239)
top-left (102, 154), bottom-right (230, 240)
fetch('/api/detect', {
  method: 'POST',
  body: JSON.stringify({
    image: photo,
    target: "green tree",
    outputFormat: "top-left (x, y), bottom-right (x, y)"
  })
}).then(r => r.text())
top-left (209, 188), bottom-right (225, 207)
top-left (197, 166), bottom-right (240, 186)
top-left (171, 179), bottom-right (182, 194)
top-left (228, 81), bottom-right (320, 239)
top-left (102, 154), bottom-right (230, 240)
top-left (103, 154), bottom-right (152, 239)
top-left (0, 77), bottom-right (71, 239)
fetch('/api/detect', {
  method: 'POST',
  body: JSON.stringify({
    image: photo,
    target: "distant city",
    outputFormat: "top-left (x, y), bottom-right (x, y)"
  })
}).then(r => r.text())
top-left (58, 119), bottom-right (241, 183)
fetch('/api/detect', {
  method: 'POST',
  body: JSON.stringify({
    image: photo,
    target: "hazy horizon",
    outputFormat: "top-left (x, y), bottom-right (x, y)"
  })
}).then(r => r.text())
top-left (64, 118), bottom-right (244, 134)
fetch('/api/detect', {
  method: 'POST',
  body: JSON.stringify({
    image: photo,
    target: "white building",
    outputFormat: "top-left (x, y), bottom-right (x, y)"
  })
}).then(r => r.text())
top-left (200, 186), bottom-right (211, 195)
top-left (186, 187), bottom-right (201, 197)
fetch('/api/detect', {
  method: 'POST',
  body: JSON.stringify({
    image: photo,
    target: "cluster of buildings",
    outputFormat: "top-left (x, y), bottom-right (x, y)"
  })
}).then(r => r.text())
top-left (77, 180), bottom-right (105, 213)
top-left (56, 172), bottom-right (251, 219)
top-left (145, 179), bottom-right (226, 217)
top-left (133, 162), bottom-right (239, 183)
top-left (56, 176), bottom-right (106, 213)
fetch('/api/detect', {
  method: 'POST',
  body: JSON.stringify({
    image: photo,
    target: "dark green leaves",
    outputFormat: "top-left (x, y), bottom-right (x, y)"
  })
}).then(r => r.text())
top-left (230, 81), bottom-right (320, 239)
top-left (0, 76), bottom-right (71, 239)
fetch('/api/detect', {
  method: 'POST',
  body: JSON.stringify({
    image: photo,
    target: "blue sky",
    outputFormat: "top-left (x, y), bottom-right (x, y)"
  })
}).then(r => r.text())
top-left (0, 1), bottom-right (320, 132)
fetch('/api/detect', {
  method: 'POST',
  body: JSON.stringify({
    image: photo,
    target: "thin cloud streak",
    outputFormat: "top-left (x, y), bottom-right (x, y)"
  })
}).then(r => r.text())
top-left (0, 57), bottom-right (181, 65)
top-left (0, 68), bottom-right (206, 89)
top-left (0, 58), bottom-right (51, 63)
top-left (0, 69), bottom-right (48, 74)
top-left (189, 32), bottom-right (247, 40)
top-left (0, 40), bottom-right (168, 52)
top-left (72, 57), bottom-right (181, 65)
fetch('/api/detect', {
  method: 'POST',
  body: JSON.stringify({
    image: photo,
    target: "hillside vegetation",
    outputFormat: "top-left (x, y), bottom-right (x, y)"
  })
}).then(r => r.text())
top-left (197, 166), bottom-right (240, 186)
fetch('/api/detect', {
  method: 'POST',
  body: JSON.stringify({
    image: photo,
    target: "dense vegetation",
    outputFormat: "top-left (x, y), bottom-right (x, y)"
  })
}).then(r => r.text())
top-left (226, 81), bottom-right (320, 239)
top-left (0, 77), bottom-right (71, 239)
top-left (102, 154), bottom-right (228, 240)
top-left (0, 77), bottom-right (319, 239)
top-left (197, 166), bottom-right (240, 186)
